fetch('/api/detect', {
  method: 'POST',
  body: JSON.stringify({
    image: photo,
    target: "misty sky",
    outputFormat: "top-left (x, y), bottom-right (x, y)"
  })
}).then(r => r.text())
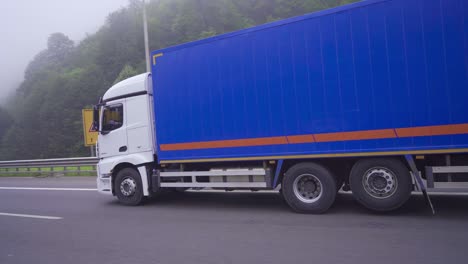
top-left (0, 0), bottom-right (130, 104)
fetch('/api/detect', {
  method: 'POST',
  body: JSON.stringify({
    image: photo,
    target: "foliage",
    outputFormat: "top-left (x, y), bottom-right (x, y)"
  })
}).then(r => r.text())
top-left (0, 107), bottom-right (12, 140)
top-left (0, 0), bottom-right (358, 160)
top-left (114, 65), bottom-right (139, 85)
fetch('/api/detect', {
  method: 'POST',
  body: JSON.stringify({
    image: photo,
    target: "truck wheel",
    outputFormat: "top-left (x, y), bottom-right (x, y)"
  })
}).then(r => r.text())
top-left (114, 168), bottom-right (145, 206)
top-left (282, 163), bottom-right (337, 214)
top-left (349, 158), bottom-right (412, 212)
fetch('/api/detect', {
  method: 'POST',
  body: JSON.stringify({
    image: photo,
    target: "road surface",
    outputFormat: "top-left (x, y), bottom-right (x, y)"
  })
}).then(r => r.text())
top-left (0, 176), bottom-right (467, 264)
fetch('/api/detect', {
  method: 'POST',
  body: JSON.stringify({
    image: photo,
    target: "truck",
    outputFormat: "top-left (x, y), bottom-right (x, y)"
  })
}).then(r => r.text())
top-left (94, 0), bottom-right (468, 213)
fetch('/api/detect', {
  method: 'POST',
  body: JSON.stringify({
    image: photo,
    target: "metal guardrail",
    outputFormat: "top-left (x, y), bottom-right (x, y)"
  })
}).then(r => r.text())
top-left (0, 157), bottom-right (99, 177)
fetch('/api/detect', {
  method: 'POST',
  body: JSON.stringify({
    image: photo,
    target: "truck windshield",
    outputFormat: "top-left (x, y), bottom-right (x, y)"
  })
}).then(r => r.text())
top-left (102, 104), bottom-right (123, 132)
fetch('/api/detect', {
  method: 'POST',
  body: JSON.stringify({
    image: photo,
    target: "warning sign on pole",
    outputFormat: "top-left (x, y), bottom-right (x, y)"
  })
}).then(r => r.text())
top-left (82, 109), bottom-right (98, 146)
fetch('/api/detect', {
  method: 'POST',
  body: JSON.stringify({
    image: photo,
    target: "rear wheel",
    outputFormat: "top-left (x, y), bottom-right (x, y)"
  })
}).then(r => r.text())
top-left (115, 168), bottom-right (145, 206)
top-left (350, 158), bottom-right (412, 212)
top-left (282, 163), bottom-right (337, 214)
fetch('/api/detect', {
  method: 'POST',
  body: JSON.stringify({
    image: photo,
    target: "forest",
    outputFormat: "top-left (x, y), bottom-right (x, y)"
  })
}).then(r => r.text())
top-left (0, 0), bottom-right (357, 160)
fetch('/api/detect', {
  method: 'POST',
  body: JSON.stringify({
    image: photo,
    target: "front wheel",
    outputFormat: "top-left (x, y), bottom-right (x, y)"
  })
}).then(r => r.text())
top-left (114, 168), bottom-right (145, 206)
top-left (349, 158), bottom-right (412, 212)
top-left (282, 163), bottom-right (337, 214)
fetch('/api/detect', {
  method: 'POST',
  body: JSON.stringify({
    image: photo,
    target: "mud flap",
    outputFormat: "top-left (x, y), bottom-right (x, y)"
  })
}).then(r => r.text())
top-left (405, 155), bottom-right (435, 215)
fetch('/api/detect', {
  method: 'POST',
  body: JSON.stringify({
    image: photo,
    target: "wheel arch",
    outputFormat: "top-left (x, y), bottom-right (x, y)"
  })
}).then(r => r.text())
top-left (97, 151), bottom-right (154, 196)
top-left (277, 158), bottom-right (355, 187)
top-left (111, 163), bottom-right (137, 195)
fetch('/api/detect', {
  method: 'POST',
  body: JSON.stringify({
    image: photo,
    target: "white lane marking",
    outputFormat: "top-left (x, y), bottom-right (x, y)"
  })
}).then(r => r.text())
top-left (0, 187), bottom-right (96, 191)
top-left (0, 212), bottom-right (62, 220)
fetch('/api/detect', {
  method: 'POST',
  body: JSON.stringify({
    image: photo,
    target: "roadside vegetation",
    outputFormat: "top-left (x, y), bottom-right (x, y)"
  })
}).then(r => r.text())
top-left (0, 166), bottom-right (96, 177)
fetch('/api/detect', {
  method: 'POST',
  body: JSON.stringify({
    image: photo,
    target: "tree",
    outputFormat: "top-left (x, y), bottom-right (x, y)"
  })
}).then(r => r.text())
top-left (22, 33), bottom-right (75, 97)
top-left (0, 106), bottom-right (12, 140)
top-left (47, 32), bottom-right (74, 62)
top-left (114, 65), bottom-right (139, 85)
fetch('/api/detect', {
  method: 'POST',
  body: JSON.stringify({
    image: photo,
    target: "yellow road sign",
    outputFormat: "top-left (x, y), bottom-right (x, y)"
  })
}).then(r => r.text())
top-left (82, 109), bottom-right (98, 146)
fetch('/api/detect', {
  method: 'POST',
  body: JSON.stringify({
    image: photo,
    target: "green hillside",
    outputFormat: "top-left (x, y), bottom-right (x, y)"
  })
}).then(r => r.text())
top-left (0, 0), bottom-right (357, 160)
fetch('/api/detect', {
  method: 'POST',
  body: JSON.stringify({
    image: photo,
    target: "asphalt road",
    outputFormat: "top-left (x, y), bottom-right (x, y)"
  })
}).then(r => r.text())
top-left (0, 177), bottom-right (467, 264)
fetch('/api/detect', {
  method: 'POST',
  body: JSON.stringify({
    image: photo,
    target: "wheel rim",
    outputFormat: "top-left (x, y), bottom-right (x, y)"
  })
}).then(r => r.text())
top-left (293, 174), bottom-right (323, 203)
top-left (120, 177), bottom-right (137, 197)
top-left (362, 167), bottom-right (398, 199)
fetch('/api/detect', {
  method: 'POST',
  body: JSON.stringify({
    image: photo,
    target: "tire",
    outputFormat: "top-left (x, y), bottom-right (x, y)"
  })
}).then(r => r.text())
top-left (349, 158), bottom-right (412, 212)
top-left (282, 163), bottom-right (337, 214)
top-left (114, 168), bottom-right (145, 206)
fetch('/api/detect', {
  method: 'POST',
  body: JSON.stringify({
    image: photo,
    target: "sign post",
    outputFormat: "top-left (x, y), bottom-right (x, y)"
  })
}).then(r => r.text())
top-left (82, 109), bottom-right (98, 156)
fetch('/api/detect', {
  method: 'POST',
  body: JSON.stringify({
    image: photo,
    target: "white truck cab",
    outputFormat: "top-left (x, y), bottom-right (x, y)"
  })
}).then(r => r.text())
top-left (93, 72), bottom-right (273, 207)
top-left (95, 73), bottom-right (155, 198)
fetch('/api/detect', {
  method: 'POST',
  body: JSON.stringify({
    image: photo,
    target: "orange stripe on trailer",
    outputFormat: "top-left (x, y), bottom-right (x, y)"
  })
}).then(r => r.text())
top-left (160, 123), bottom-right (468, 151)
top-left (396, 124), bottom-right (468, 137)
top-left (314, 129), bottom-right (397, 142)
top-left (286, 135), bottom-right (315, 144)
top-left (160, 136), bottom-right (288, 151)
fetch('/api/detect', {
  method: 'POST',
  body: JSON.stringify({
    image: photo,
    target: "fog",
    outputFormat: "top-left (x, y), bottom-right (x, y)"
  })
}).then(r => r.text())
top-left (0, 0), bottom-right (130, 105)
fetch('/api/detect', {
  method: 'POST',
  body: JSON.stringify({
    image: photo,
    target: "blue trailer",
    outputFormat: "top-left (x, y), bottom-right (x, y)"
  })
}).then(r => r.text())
top-left (95, 0), bottom-right (468, 213)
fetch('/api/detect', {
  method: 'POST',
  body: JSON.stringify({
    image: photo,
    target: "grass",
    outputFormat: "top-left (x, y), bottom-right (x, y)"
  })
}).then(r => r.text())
top-left (0, 166), bottom-right (96, 177)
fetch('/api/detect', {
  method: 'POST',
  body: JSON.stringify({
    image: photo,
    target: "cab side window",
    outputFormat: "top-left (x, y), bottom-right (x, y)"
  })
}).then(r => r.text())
top-left (102, 104), bottom-right (124, 132)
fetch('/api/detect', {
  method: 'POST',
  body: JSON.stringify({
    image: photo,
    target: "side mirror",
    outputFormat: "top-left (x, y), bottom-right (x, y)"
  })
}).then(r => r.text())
top-left (90, 105), bottom-right (100, 132)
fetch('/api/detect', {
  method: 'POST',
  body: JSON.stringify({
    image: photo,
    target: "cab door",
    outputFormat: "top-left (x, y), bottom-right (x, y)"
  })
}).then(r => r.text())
top-left (98, 100), bottom-right (128, 158)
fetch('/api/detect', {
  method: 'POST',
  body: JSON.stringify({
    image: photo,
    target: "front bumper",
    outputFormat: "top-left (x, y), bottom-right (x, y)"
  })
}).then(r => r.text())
top-left (96, 164), bottom-right (112, 195)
